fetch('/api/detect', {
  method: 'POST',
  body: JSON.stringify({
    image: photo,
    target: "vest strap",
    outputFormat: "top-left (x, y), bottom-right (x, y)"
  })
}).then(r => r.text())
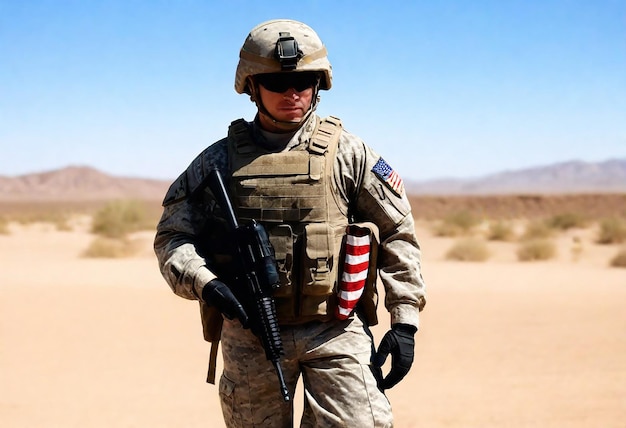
top-left (229, 119), bottom-right (256, 154)
top-left (308, 115), bottom-right (342, 155)
top-left (206, 340), bottom-right (220, 384)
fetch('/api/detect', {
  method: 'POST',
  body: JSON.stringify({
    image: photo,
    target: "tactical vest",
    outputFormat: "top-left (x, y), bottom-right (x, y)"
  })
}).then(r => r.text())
top-left (201, 116), bottom-right (381, 384)
top-left (227, 116), bottom-right (348, 324)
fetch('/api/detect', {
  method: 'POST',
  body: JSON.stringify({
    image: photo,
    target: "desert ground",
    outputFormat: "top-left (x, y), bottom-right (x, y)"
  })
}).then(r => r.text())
top-left (2, 210), bottom-right (625, 427)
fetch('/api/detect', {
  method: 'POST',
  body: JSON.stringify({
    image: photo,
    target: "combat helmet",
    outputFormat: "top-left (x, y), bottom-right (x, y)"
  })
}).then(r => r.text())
top-left (235, 19), bottom-right (332, 95)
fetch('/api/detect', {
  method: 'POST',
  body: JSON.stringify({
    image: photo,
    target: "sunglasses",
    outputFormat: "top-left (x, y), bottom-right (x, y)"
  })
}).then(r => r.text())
top-left (256, 72), bottom-right (319, 93)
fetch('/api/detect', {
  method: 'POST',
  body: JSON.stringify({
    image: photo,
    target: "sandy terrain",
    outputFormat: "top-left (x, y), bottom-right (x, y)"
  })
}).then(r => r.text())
top-left (1, 219), bottom-right (625, 427)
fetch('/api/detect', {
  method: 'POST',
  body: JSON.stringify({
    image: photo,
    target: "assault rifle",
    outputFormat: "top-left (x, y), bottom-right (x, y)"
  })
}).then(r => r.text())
top-left (207, 168), bottom-right (290, 402)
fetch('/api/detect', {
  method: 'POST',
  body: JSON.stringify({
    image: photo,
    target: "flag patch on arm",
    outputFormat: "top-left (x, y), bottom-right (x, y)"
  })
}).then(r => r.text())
top-left (372, 157), bottom-right (405, 197)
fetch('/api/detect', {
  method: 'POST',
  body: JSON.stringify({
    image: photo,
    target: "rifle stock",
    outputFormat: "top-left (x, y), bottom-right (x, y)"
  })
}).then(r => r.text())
top-left (207, 168), bottom-right (290, 402)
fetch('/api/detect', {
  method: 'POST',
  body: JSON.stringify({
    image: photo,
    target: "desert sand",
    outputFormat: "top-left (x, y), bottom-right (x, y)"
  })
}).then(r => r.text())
top-left (2, 218), bottom-right (625, 427)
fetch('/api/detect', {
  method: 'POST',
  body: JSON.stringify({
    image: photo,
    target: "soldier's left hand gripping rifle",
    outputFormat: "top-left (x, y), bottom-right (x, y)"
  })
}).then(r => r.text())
top-left (207, 168), bottom-right (290, 402)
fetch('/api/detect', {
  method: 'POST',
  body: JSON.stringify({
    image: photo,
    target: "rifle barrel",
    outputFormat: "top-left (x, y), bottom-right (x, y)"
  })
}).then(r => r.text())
top-left (208, 169), bottom-right (239, 230)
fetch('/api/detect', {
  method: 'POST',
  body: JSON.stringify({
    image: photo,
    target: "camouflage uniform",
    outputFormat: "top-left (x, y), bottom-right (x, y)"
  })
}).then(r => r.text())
top-left (154, 19), bottom-right (426, 428)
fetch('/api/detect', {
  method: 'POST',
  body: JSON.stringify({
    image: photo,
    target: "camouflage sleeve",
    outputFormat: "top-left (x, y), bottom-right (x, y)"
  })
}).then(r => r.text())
top-left (334, 132), bottom-right (427, 330)
top-left (154, 198), bottom-right (217, 301)
top-left (153, 140), bottom-right (229, 301)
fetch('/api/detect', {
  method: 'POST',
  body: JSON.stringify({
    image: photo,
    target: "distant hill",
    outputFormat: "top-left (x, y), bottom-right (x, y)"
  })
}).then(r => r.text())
top-left (0, 166), bottom-right (170, 201)
top-left (407, 158), bottom-right (626, 195)
top-left (1, 159), bottom-right (625, 202)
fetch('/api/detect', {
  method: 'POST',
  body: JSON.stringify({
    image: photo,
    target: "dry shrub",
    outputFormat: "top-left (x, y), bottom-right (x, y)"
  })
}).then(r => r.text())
top-left (0, 217), bottom-right (9, 235)
top-left (487, 220), bottom-right (515, 241)
top-left (433, 210), bottom-right (481, 237)
top-left (445, 238), bottom-right (490, 262)
top-left (53, 215), bottom-right (73, 231)
top-left (82, 237), bottom-right (139, 258)
top-left (407, 194), bottom-right (626, 221)
top-left (516, 238), bottom-right (557, 261)
top-left (6, 210), bottom-right (72, 231)
top-left (91, 200), bottom-right (152, 238)
top-left (596, 217), bottom-right (626, 245)
top-left (522, 220), bottom-right (555, 240)
top-left (609, 247), bottom-right (626, 268)
top-left (12, 210), bottom-right (66, 225)
top-left (546, 212), bottom-right (588, 230)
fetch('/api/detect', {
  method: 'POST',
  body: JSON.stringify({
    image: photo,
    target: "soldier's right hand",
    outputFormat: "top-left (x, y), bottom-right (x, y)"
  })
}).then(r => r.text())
top-left (202, 279), bottom-right (249, 328)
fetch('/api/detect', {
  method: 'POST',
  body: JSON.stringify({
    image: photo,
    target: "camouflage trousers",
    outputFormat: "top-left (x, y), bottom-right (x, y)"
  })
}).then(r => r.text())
top-left (218, 314), bottom-right (393, 428)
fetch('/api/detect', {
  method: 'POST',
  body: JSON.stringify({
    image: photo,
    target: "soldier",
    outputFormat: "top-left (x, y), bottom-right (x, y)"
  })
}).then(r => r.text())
top-left (154, 19), bottom-right (426, 428)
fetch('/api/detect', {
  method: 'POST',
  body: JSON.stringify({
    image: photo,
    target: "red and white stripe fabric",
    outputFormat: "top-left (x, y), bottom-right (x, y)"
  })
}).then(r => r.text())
top-left (336, 225), bottom-right (372, 320)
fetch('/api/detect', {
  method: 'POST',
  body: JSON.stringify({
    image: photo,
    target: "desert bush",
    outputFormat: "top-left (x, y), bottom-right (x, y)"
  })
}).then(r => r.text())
top-left (546, 212), bottom-right (587, 230)
top-left (596, 217), bottom-right (626, 245)
top-left (609, 246), bottom-right (626, 268)
top-left (91, 200), bottom-right (151, 238)
top-left (407, 194), bottom-right (626, 222)
top-left (521, 220), bottom-right (554, 240)
top-left (11, 210), bottom-right (67, 226)
top-left (0, 217), bottom-right (9, 235)
top-left (6, 210), bottom-right (72, 231)
top-left (445, 238), bottom-right (490, 262)
top-left (82, 237), bottom-right (139, 258)
top-left (516, 238), bottom-right (557, 261)
top-left (433, 210), bottom-right (481, 237)
top-left (52, 215), bottom-right (72, 231)
top-left (487, 220), bottom-right (515, 241)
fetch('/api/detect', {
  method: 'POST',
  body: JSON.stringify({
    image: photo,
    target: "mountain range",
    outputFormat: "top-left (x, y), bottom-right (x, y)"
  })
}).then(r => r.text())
top-left (0, 158), bottom-right (625, 201)
top-left (0, 166), bottom-right (170, 201)
top-left (406, 158), bottom-right (626, 195)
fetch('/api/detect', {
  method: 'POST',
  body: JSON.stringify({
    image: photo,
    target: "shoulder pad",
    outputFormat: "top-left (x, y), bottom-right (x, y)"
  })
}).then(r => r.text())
top-left (162, 138), bottom-right (229, 206)
top-left (228, 118), bottom-right (254, 154)
top-left (162, 170), bottom-right (188, 206)
top-left (308, 115), bottom-right (342, 155)
top-left (323, 115), bottom-right (342, 128)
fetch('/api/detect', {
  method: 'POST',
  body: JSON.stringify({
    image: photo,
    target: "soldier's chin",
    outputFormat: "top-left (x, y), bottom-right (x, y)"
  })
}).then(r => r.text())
top-left (260, 111), bottom-right (308, 132)
top-left (275, 113), bottom-right (305, 126)
top-left (279, 113), bottom-right (303, 123)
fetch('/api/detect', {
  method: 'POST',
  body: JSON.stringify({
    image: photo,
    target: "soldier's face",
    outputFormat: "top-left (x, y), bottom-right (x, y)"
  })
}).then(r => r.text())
top-left (257, 84), bottom-right (313, 131)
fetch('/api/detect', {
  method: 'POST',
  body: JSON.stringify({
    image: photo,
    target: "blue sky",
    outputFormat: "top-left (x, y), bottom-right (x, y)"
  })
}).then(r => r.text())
top-left (1, 0), bottom-right (624, 182)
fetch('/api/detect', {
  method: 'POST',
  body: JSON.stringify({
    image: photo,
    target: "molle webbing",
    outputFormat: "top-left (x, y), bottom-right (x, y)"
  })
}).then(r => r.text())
top-left (228, 117), bottom-right (342, 223)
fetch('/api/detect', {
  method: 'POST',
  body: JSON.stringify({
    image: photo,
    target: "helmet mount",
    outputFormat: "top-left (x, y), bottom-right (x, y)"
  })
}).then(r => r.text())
top-left (274, 32), bottom-right (303, 71)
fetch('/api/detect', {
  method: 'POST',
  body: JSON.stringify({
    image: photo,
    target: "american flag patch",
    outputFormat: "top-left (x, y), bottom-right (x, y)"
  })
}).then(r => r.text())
top-left (336, 225), bottom-right (372, 320)
top-left (372, 157), bottom-right (404, 196)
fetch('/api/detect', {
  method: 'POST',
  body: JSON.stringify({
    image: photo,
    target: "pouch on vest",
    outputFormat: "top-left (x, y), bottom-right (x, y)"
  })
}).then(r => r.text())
top-left (336, 222), bottom-right (380, 325)
top-left (268, 224), bottom-right (294, 298)
top-left (300, 222), bottom-right (336, 297)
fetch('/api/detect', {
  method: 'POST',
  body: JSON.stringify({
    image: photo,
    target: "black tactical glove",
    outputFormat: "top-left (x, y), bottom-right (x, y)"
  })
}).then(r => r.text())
top-left (202, 279), bottom-right (249, 328)
top-left (372, 323), bottom-right (417, 391)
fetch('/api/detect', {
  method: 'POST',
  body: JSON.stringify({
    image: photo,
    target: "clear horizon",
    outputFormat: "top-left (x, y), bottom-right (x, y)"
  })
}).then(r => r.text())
top-left (3, 157), bottom-right (624, 185)
top-left (1, 1), bottom-right (625, 182)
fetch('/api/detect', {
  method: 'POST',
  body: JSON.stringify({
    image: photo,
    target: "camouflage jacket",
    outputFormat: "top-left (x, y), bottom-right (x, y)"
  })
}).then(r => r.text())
top-left (153, 114), bottom-right (426, 329)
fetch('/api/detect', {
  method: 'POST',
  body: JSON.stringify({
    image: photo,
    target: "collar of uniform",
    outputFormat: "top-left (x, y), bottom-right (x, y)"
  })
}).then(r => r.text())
top-left (295, 114), bottom-right (319, 149)
top-left (251, 114), bottom-right (319, 152)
